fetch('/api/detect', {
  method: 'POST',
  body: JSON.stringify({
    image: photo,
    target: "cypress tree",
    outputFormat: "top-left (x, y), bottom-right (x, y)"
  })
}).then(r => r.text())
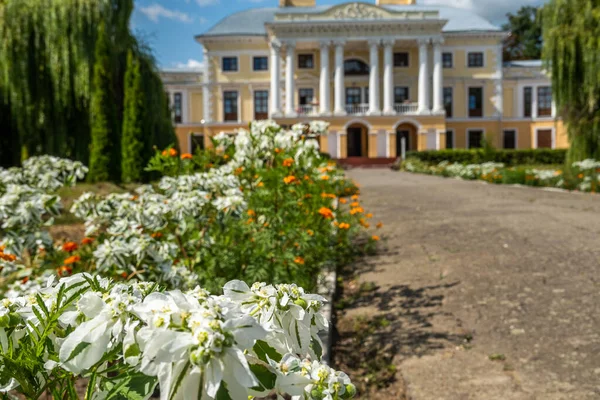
top-left (88, 22), bottom-right (116, 182)
top-left (121, 51), bottom-right (145, 182)
top-left (542, 0), bottom-right (600, 162)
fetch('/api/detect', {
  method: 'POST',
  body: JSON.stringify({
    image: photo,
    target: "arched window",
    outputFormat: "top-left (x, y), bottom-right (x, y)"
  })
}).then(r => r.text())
top-left (344, 59), bottom-right (369, 76)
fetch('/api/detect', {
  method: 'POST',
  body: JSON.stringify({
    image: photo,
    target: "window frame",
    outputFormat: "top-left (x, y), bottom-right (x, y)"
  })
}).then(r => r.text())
top-left (523, 86), bottom-right (533, 118)
top-left (394, 86), bottom-right (410, 104)
top-left (223, 90), bottom-right (239, 122)
top-left (252, 56), bottom-right (268, 72)
top-left (189, 133), bottom-right (205, 153)
top-left (222, 56), bottom-right (239, 73)
top-left (445, 129), bottom-right (455, 150)
top-left (345, 87), bottom-right (362, 105)
top-left (467, 86), bottom-right (484, 118)
top-left (502, 129), bottom-right (518, 149)
top-left (443, 86), bottom-right (453, 118)
top-left (534, 127), bottom-right (555, 149)
top-left (298, 54), bottom-right (315, 70)
top-left (298, 88), bottom-right (315, 106)
top-left (442, 52), bottom-right (453, 69)
top-left (393, 52), bottom-right (410, 68)
top-left (466, 129), bottom-right (485, 149)
top-left (253, 89), bottom-right (269, 120)
top-left (467, 52), bottom-right (485, 68)
top-left (173, 92), bottom-right (182, 124)
top-left (537, 86), bottom-right (553, 117)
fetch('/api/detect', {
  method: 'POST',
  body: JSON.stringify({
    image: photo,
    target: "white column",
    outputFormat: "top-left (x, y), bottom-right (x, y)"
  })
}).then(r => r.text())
top-left (368, 39), bottom-right (381, 115)
top-left (319, 41), bottom-right (331, 115)
top-left (382, 39), bottom-right (395, 115)
top-left (532, 86), bottom-right (538, 119)
top-left (285, 41), bottom-right (296, 117)
top-left (418, 38), bottom-right (431, 115)
top-left (334, 40), bottom-right (346, 115)
top-left (494, 44), bottom-right (504, 118)
top-left (432, 37), bottom-right (444, 114)
top-left (202, 49), bottom-right (212, 122)
top-left (269, 40), bottom-right (282, 117)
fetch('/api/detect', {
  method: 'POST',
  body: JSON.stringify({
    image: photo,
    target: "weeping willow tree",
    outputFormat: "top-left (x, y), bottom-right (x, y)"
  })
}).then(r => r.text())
top-left (0, 0), bottom-right (175, 175)
top-left (542, 0), bottom-right (600, 163)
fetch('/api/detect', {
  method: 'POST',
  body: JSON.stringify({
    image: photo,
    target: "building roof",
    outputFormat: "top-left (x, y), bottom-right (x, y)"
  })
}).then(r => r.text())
top-left (503, 60), bottom-right (543, 68)
top-left (198, 3), bottom-right (502, 38)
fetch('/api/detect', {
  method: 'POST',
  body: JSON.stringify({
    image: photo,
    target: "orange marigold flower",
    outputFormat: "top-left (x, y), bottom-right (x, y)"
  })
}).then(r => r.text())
top-left (151, 232), bottom-right (163, 239)
top-left (350, 202), bottom-right (360, 208)
top-left (350, 207), bottom-right (364, 215)
top-left (304, 175), bottom-right (310, 180)
top-left (366, 213), bottom-right (373, 219)
top-left (318, 207), bottom-right (334, 219)
top-left (339, 222), bottom-right (350, 230)
top-left (351, 194), bottom-right (359, 200)
top-left (307, 229), bottom-right (314, 236)
top-left (169, 148), bottom-right (178, 157)
top-left (121, 272), bottom-right (129, 279)
top-left (275, 148), bottom-right (282, 154)
top-left (161, 150), bottom-right (168, 156)
top-left (376, 222), bottom-right (383, 229)
top-left (247, 218), bottom-right (255, 224)
top-left (181, 153), bottom-right (193, 160)
top-left (283, 158), bottom-right (294, 167)
top-left (339, 198), bottom-right (347, 204)
top-left (82, 237), bottom-right (94, 245)
top-left (62, 241), bottom-right (78, 253)
top-left (578, 173), bottom-right (584, 179)
top-left (284, 175), bottom-right (296, 184)
top-left (320, 175), bottom-right (330, 181)
top-left (372, 235), bottom-right (380, 241)
top-left (294, 256), bottom-right (305, 265)
top-left (64, 255), bottom-right (81, 265)
top-left (258, 182), bottom-right (265, 187)
top-left (263, 222), bottom-right (269, 227)
top-left (304, 194), bottom-right (312, 199)
top-left (22, 276), bottom-right (29, 284)
top-left (57, 265), bottom-right (72, 277)
top-left (0, 253), bottom-right (17, 262)
top-left (247, 209), bottom-right (256, 217)
top-left (0, 245), bottom-right (5, 252)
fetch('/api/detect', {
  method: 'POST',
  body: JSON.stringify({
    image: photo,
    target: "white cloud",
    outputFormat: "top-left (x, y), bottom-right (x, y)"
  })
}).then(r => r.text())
top-left (139, 4), bottom-right (193, 23)
top-left (173, 59), bottom-right (204, 71)
top-left (195, 0), bottom-right (219, 6)
top-left (420, 0), bottom-right (549, 23)
top-left (198, 16), bottom-right (209, 24)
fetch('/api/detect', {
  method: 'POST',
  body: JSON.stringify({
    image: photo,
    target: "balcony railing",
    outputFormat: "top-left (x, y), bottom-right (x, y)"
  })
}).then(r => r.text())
top-left (394, 102), bottom-right (419, 115)
top-left (345, 103), bottom-right (369, 115)
top-left (297, 104), bottom-right (319, 116)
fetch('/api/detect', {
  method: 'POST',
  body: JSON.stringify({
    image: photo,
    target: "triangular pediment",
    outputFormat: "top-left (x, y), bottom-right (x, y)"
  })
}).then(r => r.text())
top-left (275, 2), bottom-right (439, 22)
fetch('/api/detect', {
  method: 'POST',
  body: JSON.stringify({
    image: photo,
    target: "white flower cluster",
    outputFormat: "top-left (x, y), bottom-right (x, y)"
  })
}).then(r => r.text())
top-left (440, 162), bottom-right (504, 180)
top-left (0, 155), bottom-right (88, 192)
top-left (0, 274), bottom-right (355, 400)
top-left (572, 159), bottom-right (600, 171)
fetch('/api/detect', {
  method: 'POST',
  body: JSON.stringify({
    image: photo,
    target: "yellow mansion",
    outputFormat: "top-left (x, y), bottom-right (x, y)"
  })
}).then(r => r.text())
top-left (161, 0), bottom-right (566, 160)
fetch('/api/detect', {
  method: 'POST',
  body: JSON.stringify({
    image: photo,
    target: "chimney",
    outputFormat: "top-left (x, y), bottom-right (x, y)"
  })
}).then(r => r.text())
top-left (279, 0), bottom-right (316, 7)
top-left (376, 0), bottom-right (417, 5)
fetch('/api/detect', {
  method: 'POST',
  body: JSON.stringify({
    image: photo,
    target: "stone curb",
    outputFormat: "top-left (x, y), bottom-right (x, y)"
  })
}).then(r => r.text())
top-left (317, 269), bottom-right (337, 365)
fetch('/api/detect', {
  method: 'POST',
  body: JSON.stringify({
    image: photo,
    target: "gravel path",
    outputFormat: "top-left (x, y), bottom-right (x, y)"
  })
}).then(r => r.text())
top-left (334, 170), bottom-right (600, 399)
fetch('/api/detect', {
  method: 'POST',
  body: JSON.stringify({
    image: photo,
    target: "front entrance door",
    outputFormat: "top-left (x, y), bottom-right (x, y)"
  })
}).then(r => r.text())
top-left (396, 130), bottom-right (410, 157)
top-left (347, 127), bottom-right (363, 157)
top-left (537, 129), bottom-right (553, 148)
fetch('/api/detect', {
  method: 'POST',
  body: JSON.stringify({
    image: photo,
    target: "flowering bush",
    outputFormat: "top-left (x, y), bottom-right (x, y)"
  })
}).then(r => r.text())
top-left (0, 273), bottom-right (355, 399)
top-left (402, 157), bottom-right (600, 192)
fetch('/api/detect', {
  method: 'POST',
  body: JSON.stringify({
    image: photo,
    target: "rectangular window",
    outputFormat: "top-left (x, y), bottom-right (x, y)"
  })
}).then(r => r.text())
top-left (394, 87), bottom-right (409, 103)
top-left (190, 134), bottom-right (205, 152)
top-left (345, 87), bottom-right (362, 105)
top-left (394, 52), bottom-right (409, 67)
top-left (223, 91), bottom-right (238, 121)
top-left (298, 88), bottom-right (314, 105)
top-left (173, 92), bottom-right (182, 124)
top-left (442, 52), bottom-right (453, 68)
top-left (523, 87), bottom-right (533, 117)
top-left (503, 129), bottom-right (517, 149)
top-left (443, 87), bottom-right (453, 118)
top-left (537, 129), bottom-right (553, 148)
top-left (253, 56), bottom-right (268, 71)
top-left (537, 86), bottom-right (552, 117)
top-left (298, 54), bottom-right (314, 69)
top-left (222, 57), bottom-right (238, 72)
top-left (468, 87), bottom-right (483, 118)
top-left (254, 90), bottom-right (268, 120)
top-left (468, 130), bottom-right (484, 149)
top-left (446, 130), bottom-right (454, 149)
top-left (467, 52), bottom-right (484, 67)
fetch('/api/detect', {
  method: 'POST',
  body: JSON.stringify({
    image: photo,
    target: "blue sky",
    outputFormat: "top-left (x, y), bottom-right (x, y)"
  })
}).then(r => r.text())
top-left (133, 0), bottom-right (548, 70)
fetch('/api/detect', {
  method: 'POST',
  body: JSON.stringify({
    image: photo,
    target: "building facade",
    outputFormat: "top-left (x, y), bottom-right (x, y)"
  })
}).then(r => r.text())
top-left (162, 0), bottom-right (566, 159)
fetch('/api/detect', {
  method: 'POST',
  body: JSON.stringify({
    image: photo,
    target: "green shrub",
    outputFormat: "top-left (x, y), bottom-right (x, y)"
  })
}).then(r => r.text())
top-left (406, 149), bottom-right (567, 166)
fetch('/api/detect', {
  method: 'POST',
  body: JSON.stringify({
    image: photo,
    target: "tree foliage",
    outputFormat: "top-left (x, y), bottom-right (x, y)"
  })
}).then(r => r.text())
top-left (502, 6), bottom-right (543, 61)
top-left (121, 51), bottom-right (146, 182)
top-left (542, 0), bottom-right (600, 162)
top-left (0, 0), bottom-right (175, 178)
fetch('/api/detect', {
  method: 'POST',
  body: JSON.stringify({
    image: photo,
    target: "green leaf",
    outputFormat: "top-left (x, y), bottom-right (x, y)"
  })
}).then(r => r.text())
top-left (253, 340), bottom-right (282, 363)
top-left (215, 383), bottom-right (233, 400)
top-left (249, 364), bottom-right (277, 392)
top-left (63, 342), bottom-right (91, 363)
top-left (103, 374), bottom-right (158, 400)
top-left (311, 337), bottom-right (323, 361)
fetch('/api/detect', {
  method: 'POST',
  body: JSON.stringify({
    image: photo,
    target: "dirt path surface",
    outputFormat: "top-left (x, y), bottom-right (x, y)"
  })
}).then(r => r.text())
top-left (333, 170), bottom-right (600, 400)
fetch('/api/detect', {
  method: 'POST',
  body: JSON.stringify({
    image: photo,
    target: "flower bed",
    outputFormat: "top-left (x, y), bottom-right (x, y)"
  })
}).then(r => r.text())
top-left (402, 157), bottom-right (600, 192)
top-left (0, 121), bottom-right (381, 398)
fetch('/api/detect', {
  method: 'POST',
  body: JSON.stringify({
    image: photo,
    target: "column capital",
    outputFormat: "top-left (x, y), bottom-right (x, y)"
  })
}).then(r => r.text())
top-left (319, 40), bottom-right (331, 49)
top-left (269, 39), bottom-right (282, 51)
top-left (283, 39), bottom-right (296, 49)
top-left (333, 39), bottom-right (346, 47)
top-left (417, 37), bottom-right (431, 46)
top-left (382, 38), bottom-right (395, 48)
top-left (431, 37), bottom-right (445, 46)
top-left (367, 38), bottom-right (381, 47)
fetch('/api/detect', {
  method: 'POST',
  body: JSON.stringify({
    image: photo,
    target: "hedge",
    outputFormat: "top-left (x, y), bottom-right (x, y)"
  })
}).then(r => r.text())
top-left (406, 149), bottom-right (567, 166)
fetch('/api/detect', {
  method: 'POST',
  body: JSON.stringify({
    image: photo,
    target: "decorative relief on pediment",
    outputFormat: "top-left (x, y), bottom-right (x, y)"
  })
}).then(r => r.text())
top-left (274, 2), bottom-right (439, 22)
top-left (331, 3), bottom-right (386, 20)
